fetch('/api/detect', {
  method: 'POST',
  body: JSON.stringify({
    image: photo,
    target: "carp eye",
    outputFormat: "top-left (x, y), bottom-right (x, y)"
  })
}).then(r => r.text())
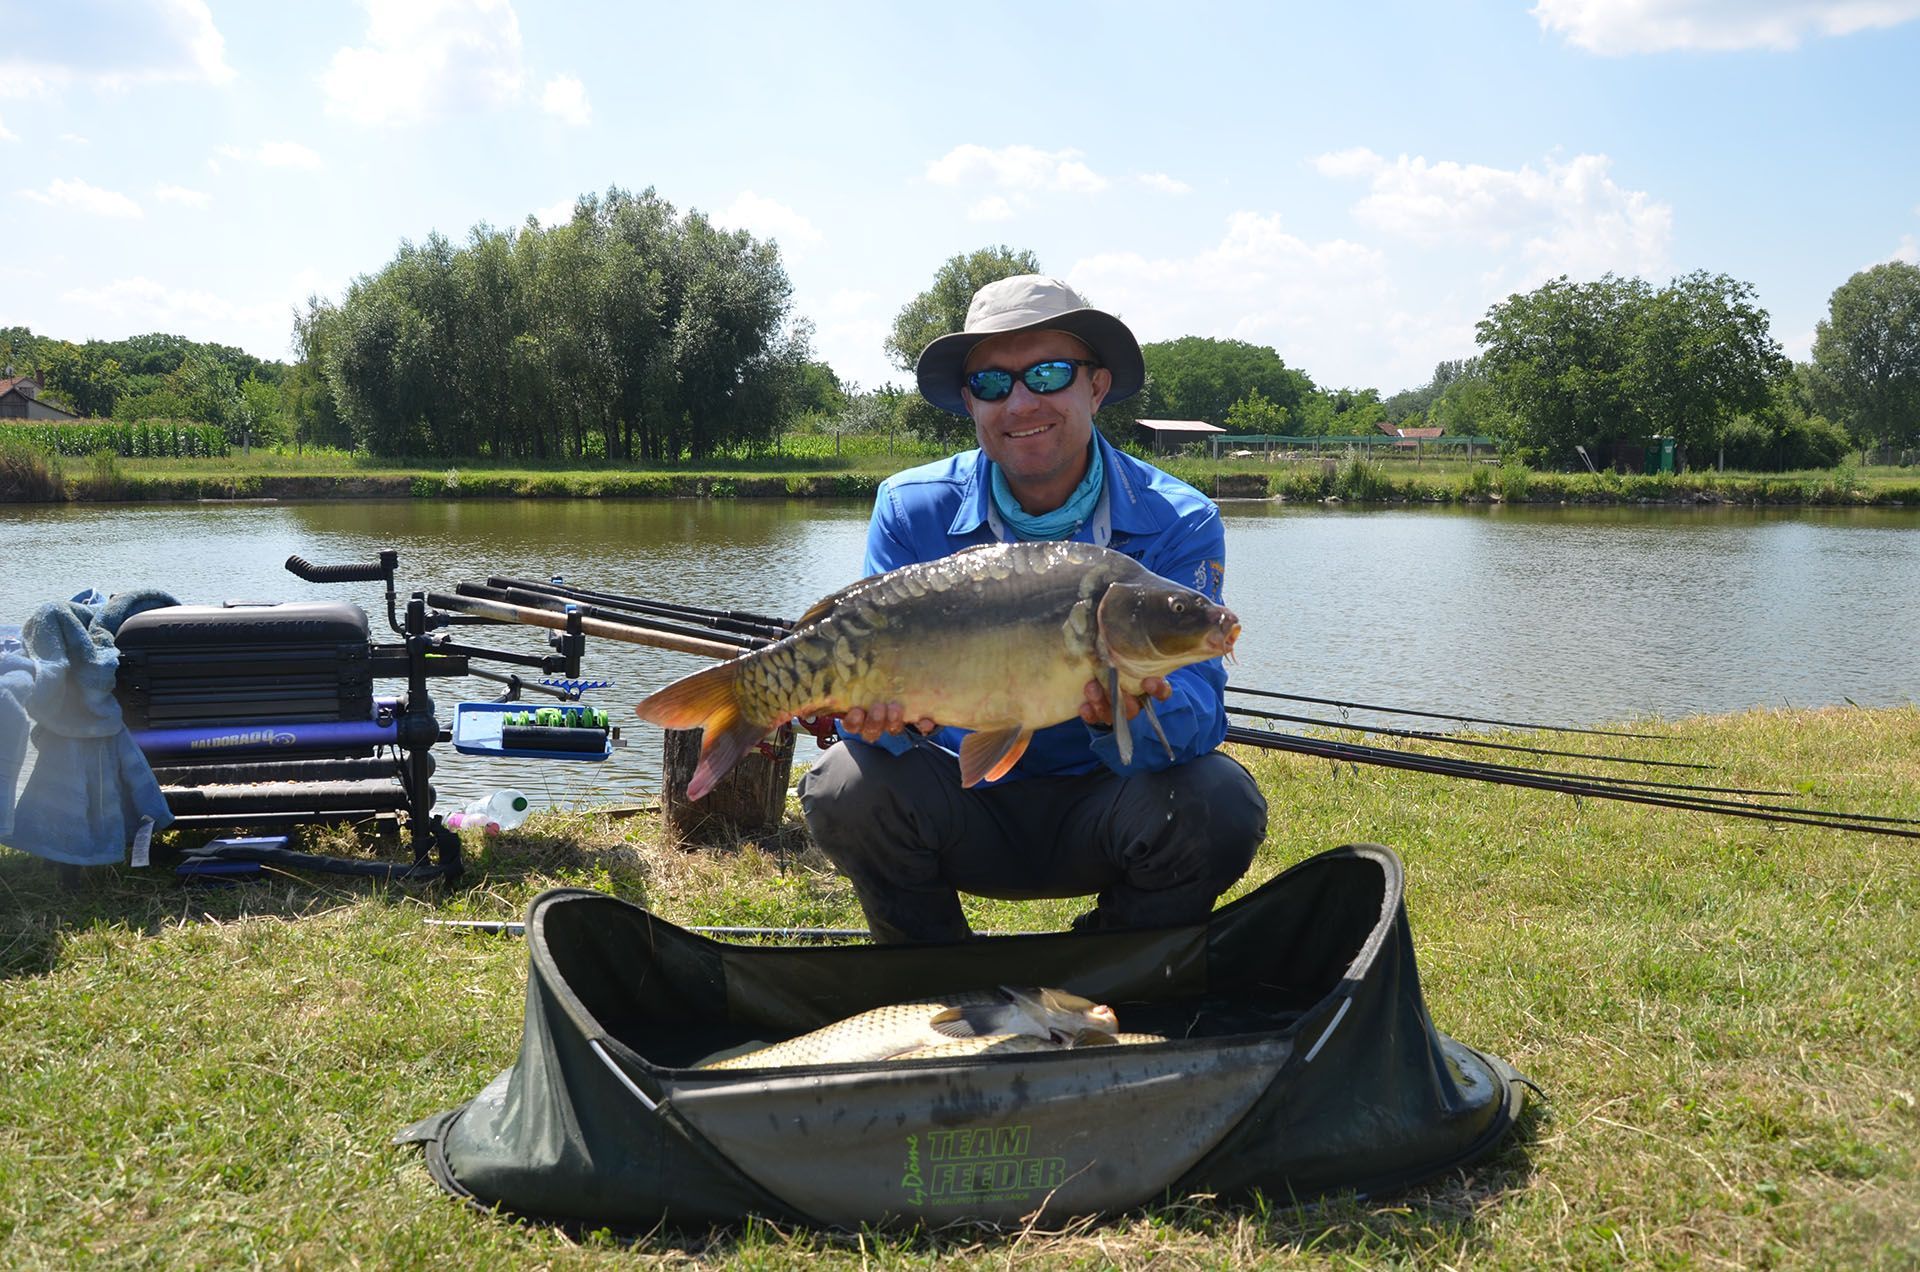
top-left (1171, 600), bottom-right (1186, 613)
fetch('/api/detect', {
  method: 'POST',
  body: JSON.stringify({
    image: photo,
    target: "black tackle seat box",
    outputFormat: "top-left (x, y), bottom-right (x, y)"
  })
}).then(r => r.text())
top-left (115, 601), bottom-right (374, 728)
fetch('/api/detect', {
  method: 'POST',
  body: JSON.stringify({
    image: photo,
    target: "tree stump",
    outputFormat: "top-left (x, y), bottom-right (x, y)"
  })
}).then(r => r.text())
top-left (661, 723), bottom-right (796, 845)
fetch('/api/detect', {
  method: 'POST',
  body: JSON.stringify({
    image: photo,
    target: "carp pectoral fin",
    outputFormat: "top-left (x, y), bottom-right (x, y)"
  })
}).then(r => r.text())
top-left (928, 1005), bottom-right (984, 1039)
top-left (1139, 694), bottom-right (1176, 762)
top-left (1109, 667), bottom-right (1134, 765)
top-left (958, 726), bottom-right (1031, 787)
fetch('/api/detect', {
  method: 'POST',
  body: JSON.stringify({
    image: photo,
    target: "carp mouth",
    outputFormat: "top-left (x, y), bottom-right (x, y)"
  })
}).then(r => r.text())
top-left (1208, 615), bottom-right (1241, 658)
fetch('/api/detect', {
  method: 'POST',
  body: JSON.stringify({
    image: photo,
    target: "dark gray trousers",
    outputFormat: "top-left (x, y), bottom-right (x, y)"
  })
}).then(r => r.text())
top-left (797, 740), bottom-right (1267, 944)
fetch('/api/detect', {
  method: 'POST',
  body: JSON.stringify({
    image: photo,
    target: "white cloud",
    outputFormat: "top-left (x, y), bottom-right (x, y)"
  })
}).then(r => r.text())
top-left (0, 117), bottom-right (14, 143)
top-left (532, 197), bottom-right (578, 227)
top-left (967, 195), bottom-right (1016, 222)
top-left (154, 183), bottom-right (211, 207)
top-left (18, 177), bottom-right (143, 219)
top-left (323, 0), bottom-right (526, 126)
top-left (713, 191), bottom-right (823, 248)
top-left (540, 73), bottom-right (591, 126)
top-left (60, 133), bottom-right (89, 145)
top-left (1317, 147), bottom-right (1672, 282)
top-left (807, 289), bottom-right (895, 391)
top-left (1532, 0), bottom-right (1920, 54)
top-left (1071, 212), bottom-right (1414, 386)
top-left (1893, 234), bottom-right (1919, 264)
top-left (925, 143), bottom-right (1110, 195)
top-left (0, 0), bottom-right (234, 96)
top-left (60, 276), bottom-right (295, 352)
top-left (217, 141), bottom-right (324, 170)
top-left (1137, 172), bottom-right (1192, 196)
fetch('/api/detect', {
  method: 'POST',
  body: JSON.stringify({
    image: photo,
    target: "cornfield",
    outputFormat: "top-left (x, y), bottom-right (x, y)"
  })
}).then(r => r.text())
top-left (0, 419), bottom-right (229, 459)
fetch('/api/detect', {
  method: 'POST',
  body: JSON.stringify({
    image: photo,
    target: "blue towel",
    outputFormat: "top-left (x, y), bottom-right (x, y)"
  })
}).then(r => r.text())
top-left (0, 590), bottom-right (178, 865)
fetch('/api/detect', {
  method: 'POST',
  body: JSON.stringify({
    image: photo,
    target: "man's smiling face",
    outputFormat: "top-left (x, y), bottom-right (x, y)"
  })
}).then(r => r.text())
top-left (962, 327), bottom-right (1112, 514)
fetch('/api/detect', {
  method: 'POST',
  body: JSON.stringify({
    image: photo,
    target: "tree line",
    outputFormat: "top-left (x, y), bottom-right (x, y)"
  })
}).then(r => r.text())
top-left (0, 327), bottom-right (285, 442)
top-left (7, 204), bottom-right (1916, 472)
top-left (874, 249), bottom-right (1919, 471)
top-left (298, 186), bottom-right (819, 461)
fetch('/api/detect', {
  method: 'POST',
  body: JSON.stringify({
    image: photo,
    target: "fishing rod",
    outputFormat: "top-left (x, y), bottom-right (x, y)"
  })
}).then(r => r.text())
top-left (425, 919), bottom-right (1044, 942)
top-left (1220, 715), bottom-right (1797, 800)
top-left (1225, 685), bottom-right (1668, 741)
top-left (1231, 723), bottom-right (1920, 828)
top-left (1227, 703), bottom-right (1713, 771)
top-left (425, 591), bottom-right (745, 661)
top-left (1224, 724), bottom-right (1920, 839)
top-left (490, 576), bottom-right (793, 642)
top-left (455, 582), bottom-right (765, 652)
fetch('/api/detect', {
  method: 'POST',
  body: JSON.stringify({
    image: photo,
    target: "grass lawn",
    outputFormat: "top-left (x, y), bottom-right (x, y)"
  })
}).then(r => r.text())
top-left (1, 706), bottom-right (1916, 1268)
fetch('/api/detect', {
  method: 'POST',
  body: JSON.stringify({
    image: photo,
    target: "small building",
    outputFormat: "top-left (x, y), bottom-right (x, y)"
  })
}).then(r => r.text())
top-left (0, 372), bottom-right (79, 421)
top-left (1373, 422), bottom-right (1445, 450)
top-left (1134, 418), bottom-right (1224, 456)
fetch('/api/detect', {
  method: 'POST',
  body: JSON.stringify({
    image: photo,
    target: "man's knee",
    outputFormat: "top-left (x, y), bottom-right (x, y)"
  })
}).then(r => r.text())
top-left (798, 742), bottom-right (948, 869)
top-left (1160, 754), bottom-right (1266, 885)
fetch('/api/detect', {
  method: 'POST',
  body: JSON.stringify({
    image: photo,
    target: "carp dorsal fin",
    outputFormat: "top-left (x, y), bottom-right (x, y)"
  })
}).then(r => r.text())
top-left (958, 725), bottom-right (1031, 787)
top-left (793, 576), bottom-right (876, 628)
top-left (794, 545), bottom-right (1007, 628)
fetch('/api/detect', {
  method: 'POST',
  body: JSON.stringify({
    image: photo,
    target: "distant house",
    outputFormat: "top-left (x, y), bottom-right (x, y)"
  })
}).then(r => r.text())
top-left (0, 371), bottom-right (79, 421)
top-left (1373, 421), bottom-right (1445, 450)
top-left (1134, 418), bottom-right (1224, 456)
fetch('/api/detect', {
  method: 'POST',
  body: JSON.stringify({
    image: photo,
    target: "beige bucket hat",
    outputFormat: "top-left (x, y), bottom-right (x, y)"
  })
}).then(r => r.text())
top-left (914, 275), bottom-right (1146, 415)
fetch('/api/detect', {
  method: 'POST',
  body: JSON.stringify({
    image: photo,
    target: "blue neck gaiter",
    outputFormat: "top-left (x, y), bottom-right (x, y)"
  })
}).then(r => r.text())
top-left (990, 439), bottom-right (1104, 541)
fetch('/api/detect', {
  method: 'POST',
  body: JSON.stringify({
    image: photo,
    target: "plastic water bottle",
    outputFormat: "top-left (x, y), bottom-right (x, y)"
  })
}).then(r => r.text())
top-left (446, 789), bottom-right (530, 834)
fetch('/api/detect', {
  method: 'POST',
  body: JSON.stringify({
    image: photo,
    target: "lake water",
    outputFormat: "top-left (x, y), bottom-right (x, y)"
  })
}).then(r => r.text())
top-left (3, 497), bottom-right (1916, 811)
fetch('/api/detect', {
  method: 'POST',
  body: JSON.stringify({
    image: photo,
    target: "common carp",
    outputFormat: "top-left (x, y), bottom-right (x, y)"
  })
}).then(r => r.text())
top-left (891, 1031), bottom-right (1170, 1061)
top-left (637, 541), bottom-right (1239, 799)
top-left (699, 986), bottom-right (1119, 1070)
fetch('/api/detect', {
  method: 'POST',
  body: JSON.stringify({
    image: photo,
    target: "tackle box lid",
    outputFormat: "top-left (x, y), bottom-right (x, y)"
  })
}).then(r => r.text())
top-left (115, 601), bottom-right (370, 650)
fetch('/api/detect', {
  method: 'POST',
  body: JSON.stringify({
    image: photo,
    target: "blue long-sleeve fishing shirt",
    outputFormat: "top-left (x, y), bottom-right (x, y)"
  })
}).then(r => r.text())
top-left (848, 431), bottom-right (1231, 783)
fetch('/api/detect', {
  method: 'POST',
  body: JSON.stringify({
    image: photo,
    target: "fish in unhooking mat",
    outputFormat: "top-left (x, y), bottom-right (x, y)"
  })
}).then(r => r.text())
top-left (700, 986), bottom-right (1123, 1070)
top-left (637, 541), bottom-right (1240, 800)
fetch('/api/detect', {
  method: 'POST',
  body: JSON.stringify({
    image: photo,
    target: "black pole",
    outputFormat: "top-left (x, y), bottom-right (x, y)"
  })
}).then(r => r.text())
top-left (1225, 685), bottom-right (1667, 740)
top-left (1226, 703), bottom-right (1712, 771)
top-left (1225, 725), bottom-right (1919, 839)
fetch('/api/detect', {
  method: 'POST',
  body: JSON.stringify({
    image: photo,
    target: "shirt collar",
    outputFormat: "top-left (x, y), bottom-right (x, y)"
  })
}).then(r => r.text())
top-left (951, 432), bottom-right (1164, 541)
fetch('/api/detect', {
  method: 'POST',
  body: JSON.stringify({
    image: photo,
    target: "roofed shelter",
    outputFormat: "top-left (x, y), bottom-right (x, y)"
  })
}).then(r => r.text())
top-left (0, 372), bottom-right (79, 421)
top-left (1134, 418), bottom-right (1224, 456)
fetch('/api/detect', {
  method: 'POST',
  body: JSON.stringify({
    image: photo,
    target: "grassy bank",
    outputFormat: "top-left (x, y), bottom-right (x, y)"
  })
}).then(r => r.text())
top-left (2, 705), bottom-right (1915, 1268)
top-left (5, 445), bottom-right (1919, 507)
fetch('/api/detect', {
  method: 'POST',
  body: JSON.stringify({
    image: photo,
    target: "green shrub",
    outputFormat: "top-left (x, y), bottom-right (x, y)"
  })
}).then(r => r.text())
top-left (1331, 455), bottom-right (1394, 501)
top-left (0, 433), bottom-right (65, 501)
top-left (1495, 462), bottom-right (1532, 502)
top-left (78, 448), bottom-right (128, 500)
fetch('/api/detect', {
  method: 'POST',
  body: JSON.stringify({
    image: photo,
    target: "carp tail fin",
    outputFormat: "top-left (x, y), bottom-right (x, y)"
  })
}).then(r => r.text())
top-left (636, 661), bottom-right (765, 801)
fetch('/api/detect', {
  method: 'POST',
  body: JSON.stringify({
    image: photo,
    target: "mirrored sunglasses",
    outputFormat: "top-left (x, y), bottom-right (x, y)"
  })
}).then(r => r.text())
top-left (965, 358), bottom-right (1101, 403)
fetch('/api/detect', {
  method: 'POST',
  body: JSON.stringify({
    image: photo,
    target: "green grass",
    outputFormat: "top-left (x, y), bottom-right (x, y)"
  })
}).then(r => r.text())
top-left (2, 705), bottom-right (1915, 1267)
top-left (7, 440), bottom-right (1916, 507)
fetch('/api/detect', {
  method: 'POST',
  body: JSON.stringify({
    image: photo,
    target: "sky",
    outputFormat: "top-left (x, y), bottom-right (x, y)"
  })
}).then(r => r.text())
top-left (3, 0), bottom-right (1918, 398)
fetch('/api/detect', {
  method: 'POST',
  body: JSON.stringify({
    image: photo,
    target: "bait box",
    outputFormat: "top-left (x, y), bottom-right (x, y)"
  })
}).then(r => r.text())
top-left (452, 702), bottom-right (612, 761)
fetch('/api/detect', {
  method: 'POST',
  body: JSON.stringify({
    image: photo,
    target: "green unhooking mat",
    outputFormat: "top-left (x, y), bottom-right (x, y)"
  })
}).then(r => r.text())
top-left (397, 844), bottom-right (1532, 1229)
